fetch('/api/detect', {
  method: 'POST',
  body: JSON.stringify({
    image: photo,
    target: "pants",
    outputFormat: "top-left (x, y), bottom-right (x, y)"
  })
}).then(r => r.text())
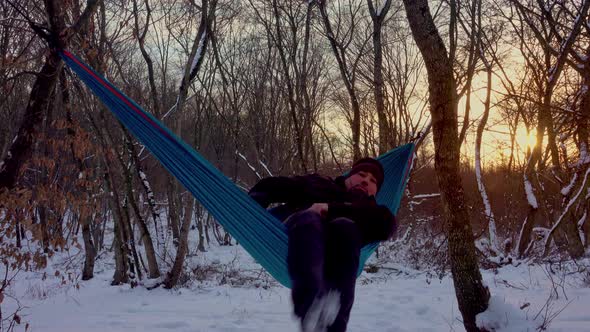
top-left (286, 210), bottom-right (362, 332)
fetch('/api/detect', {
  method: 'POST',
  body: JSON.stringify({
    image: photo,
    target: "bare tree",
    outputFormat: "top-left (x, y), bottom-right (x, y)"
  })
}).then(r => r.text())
top-left (367, 0), bottom-right (393, 154)
top-left (403, 0), bottom-right (490, 330)
top-left (163, 0), bottom-right (218, 289)
top-left (318, 0), bottom-right (368, 160)
top-left (506, 0), bottom-right (590, 258)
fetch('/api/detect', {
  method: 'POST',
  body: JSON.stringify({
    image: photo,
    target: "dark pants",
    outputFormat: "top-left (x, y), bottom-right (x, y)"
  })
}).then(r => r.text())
top-left (286, 210), bottom-right (362, 332)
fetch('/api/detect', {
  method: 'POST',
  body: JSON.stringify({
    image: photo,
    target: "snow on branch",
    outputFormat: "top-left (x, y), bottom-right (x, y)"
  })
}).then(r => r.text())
top-left (548, 0), bottom-right (590, 84)
top-left (523, 174), bottom-right (539, 209)
top-left (190, 32), bottom-right (207, 75)
top-left (236, 151), bottom-right (262, 179)
top-left (543, 166), bottom-right (590, 252)
top-left (578, 210), bottom-right (587, 244)
top-left (258, 160), bottom-right (273, 177)
top-left (412, 193), bottom-right (440, 199)
top-left (578, 142), bottom-right (589, 166)
top-left (561, 173), bottom-right (577, 196)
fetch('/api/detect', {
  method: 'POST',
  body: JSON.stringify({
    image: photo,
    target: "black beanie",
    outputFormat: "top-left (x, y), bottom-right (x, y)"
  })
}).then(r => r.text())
top-left (348, 157), bottom-right (384, 189)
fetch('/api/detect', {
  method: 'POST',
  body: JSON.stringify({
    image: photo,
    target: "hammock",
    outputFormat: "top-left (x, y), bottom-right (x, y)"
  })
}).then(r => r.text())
top-left (60, 50), bottom-right (415, 288)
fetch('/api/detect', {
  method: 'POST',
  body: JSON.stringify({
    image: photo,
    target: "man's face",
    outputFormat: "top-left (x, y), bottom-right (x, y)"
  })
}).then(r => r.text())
top-left (344, 170), bottom-right (378, 196)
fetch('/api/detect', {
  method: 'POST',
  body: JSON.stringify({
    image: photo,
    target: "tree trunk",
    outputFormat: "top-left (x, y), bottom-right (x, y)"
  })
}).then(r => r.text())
top-left (196, 212), bottom-right (207, 252)
top-left (164, 198), bottom-right (194, 288)
top-left (578, 63), bottom-right (590, 248)
top-left (121, 196), bottom-right (142, 282)
top-left (81, 216), bottom-right (96, 280)
top-left (166, 177), bottom-right (181, 246)
top-left (368, 0), bottom-right (392, 155)
top-left (160, 0), bottom-right (216, 288)
top-left (124, 136), bottom-right (160, 278)
top-left (0, 51), bottom-right (61, 190)
top-left (104, 168), bottom-right (129, 285)
top-left (402, 1), bottom-right (489, 330)
top-left (475, 67), bottom-right (499, 254)
top-left (542, 166), bottom-right (589, 258)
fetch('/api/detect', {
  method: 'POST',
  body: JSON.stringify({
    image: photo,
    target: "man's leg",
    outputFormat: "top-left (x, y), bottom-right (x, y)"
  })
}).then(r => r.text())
top-left (286, 210), bottom-right (326, 320)
top-left (324, 217), bottom-right (362, 332)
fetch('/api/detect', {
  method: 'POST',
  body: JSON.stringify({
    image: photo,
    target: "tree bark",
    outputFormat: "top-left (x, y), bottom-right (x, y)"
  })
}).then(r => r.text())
top-left (164, 198), bottom-right (194, 288)
top-left (368, 0), bottom-right (393, 155)
top-left (104, 165), bottom-right (129, 285)
top-left (196, 206), bottom-right (206, 252)
top-left (132, 0), bottom-right (161, 117)
top-left (475, 67), bottom-right (499, 254)
top-left (124, 134), bottom-right (160, 278)
top-left (81, 216), bottom-right (96, 280)
top-left (402, 1), bottom-right (490, 330)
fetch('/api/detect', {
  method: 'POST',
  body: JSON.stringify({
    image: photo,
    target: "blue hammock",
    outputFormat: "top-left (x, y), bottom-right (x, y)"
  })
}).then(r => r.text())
top-left (60, 50), bottom-right (415, 288)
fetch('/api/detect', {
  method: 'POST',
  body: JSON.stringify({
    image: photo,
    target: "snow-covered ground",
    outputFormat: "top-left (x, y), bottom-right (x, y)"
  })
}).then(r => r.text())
top-left (3, 244), bottom-right (590, 332)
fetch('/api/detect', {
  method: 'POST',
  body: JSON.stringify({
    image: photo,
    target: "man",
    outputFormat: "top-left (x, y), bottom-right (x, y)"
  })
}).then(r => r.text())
top-left (248, 158), bottom-right (397, 332)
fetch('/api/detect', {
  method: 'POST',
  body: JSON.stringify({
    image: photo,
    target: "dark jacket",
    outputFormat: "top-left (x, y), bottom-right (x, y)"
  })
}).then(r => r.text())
top-left (248, 174), bottom-right (396, 244)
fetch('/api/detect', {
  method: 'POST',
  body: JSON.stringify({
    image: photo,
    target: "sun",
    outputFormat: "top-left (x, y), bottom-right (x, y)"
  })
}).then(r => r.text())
top-left (515, 127), bottom-right (537, 151)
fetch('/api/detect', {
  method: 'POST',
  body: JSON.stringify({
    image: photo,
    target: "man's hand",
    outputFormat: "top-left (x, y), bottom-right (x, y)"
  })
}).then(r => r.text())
top-left (307, 203), bottom-right (328, 217)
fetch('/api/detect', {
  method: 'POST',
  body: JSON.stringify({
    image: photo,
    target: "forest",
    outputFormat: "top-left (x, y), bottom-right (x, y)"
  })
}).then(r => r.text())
top-left (1, 0), bottom-right (589, 331)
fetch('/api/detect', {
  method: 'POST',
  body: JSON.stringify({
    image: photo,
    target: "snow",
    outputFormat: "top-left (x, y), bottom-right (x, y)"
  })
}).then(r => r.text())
top-left (412, 193), bottom-right (440, 199)
top-left (237, 151), bottom-right (262, 179)
top-left (561, 173), bottom-right (578, 196)
top-left (476, 296), bottom-right (534, 331)
top-left (523, 174), bottom-right (538, 209)
top-left (4, 243), bottom-right (590, 332)
top-left (190, 32), bottom-right (207, 74)
top-left (397, 224), bottom-right (412, 243)
top-left (409, 193), bottom-right (440, 210)
top-left (579, 142), bottom-right (589, 166)
top-left (549, 6), bottom-right (587, 84)
top-left (259, 161), bottom-right (273, 177)
top-left (579, 211), bottom-right (587, 244)
top-left (475, 146), bottom-right (498, 251)
top-left (162, 96), bottom-right (181, 120)
top-left (544, 166), bottom-right (590, 251)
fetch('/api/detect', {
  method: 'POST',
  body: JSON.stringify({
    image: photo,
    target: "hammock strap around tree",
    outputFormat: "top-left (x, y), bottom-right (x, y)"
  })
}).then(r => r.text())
top-left (60, 50), bottom-right (415, 288)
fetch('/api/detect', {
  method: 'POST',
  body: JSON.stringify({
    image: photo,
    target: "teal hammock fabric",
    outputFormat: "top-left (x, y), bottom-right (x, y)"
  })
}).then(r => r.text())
top-left (60, 50), bottom-right (415, 288)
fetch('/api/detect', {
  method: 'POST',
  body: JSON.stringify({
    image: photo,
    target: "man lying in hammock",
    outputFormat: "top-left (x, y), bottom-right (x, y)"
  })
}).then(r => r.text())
top-left (248, 158), bottom-right (397, 332)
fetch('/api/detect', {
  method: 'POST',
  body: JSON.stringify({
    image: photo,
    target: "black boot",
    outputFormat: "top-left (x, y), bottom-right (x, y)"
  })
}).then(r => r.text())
top-left (286, 211), bottom-right (327, 321)
top-left (324, 218), bottom-right (362, 332)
